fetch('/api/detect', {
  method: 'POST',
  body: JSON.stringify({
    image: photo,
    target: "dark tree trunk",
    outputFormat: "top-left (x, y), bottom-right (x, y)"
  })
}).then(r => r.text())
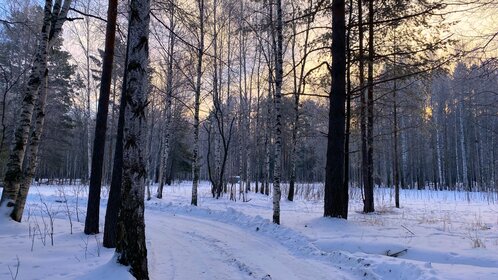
top-left (344, 0), bottom-right (353, 195)
top-left (324, 0), bottom-right (347, 219)
top-left (363, 0), bottom-right (375, 213)
top-left (358, 0), bottom-right (368, 208)
top-left (85, 0), bottom-right (118, 235)
top-left (103, 77), bottom-right (125, 248)
top-left (114, 0), bottom-right (151, 278)
top-left (392, 31), bottom-right (400, 208)
top-left (103, 1), bottom-right (133, 248)
top-left (103, 13), bottom-right (130, 250)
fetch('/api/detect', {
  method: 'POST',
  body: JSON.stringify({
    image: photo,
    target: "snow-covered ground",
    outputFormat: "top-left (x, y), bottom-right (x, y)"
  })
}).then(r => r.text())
top-left (1, 182), bottom-right (497, 279)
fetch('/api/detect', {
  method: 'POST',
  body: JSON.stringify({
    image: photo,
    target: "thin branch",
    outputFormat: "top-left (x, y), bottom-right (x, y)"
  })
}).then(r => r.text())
top-left (69, 8), bottom-right (107, 22)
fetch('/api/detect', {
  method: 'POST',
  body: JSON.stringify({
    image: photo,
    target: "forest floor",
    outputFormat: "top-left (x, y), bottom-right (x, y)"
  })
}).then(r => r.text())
top-left (1, 182), bottom-right (498, 279)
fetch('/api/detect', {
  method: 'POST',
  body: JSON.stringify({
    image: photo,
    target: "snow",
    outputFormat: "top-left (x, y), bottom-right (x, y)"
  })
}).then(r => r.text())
top-left (1, 182), bottom-right (498, 279)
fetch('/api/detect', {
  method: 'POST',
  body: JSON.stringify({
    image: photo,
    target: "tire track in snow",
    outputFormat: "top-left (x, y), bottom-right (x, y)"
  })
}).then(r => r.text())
top-left (146, 211), bottom-right (354, 280)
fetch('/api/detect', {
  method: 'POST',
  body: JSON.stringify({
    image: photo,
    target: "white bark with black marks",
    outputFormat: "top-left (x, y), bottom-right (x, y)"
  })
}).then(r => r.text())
top-left (0, 0), bottom-right (72, 221)
top-left (115, 0), bottom-right (151, 278)
top-left (272, 0), bottom-right (283, 225)
top-left (157, 0), bottom-right (175, 199)
top-left (13, 73), bottom-right (49, 222)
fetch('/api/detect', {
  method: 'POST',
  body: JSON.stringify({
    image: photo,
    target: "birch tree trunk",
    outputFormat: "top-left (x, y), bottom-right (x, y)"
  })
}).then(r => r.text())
top-left (264, 0), bottom-right (274, 197)
top-left (272, 0), bottom-right (283, 225)
top-left (191, 0), bottom-right (205, 206)
top-left (0, 1), bottom-right (50, 213)
top-left (238, 1), bottom-right (248, 201)
top-left (12, 73), bottom-right (48, 222)
top-left (238, 7), bottom-right (244, 201)
top-left (144, 96), bottom-right (156, 201)
top-left (0, 0), bottom-right (72, 219)
top-left (115, 0), bottom-right (150, 278)
top-left (243, 17), bottom-right (250, 195)
top-left (85, 18), bottom-right (92, 184)
top-left (255, 44), bottom-right (262, 194)
top-left (157, 1), bottom-right (175, 199)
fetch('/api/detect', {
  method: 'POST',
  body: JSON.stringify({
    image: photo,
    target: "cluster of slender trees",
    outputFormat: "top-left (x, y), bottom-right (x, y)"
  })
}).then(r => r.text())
top-left (0, 0), bottom-right (496, 278)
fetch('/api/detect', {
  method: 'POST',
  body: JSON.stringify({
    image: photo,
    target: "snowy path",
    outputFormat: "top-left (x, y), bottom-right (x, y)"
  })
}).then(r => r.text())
top-left (3, 183), bottom-right (498, 280)
top-left (146, 210), bottom-right (352, 280)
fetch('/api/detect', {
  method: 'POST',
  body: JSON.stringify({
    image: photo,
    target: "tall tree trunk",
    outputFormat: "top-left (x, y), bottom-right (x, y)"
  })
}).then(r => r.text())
top-left (85, 0), bottom-right (118, 235)
top-left (255, 44), bottom-right (262, 194)
top-left (363, 0), bottom-right (375, 213)
top-left (393, 69), bottom-right (400, 208)
top-left (392, 27), bottom-right (400, 207)
top-left (84, 3), bottom-right (92, 183)
top-left (0, 0), bottom-right (51, 213)
top-left (0, 0), bottom-right (71, 219)
top-left (324, 0), bottom-right (347, 218)
top-left (400, 115), bottom-right (408, 188)
top-left (191, 0), bottom-right (205, 206)
top-left (210, 0), bottom-right (220, 198)
top-left (272, 0), bottom-right (283, 224)
top-left (238, 1), bottom-right (246, 201)
top-left (264, 79), bottom-right (271, 196)
top-left (358, 0), bottom-right (368, 205)
top-left (344, 0), bottom-right (353, 199)
top-left (103, 53), bottom-right (127, 248)
top-left (289, 4), bottom-right (298, 202)
top-left (288, 1), bottom-right (312, 201)
top-left (264, 0), bottom-right (274, 197)
top-left (435, 105), bottom-right (444, 189)
top-left (115, 0), bottom-right (150, 278)
top-left (157, 1), bottom-right (175, 199)
top-left (459, 101), bottom-right (469, 191)
top-left (105, 77), bottom-right (117, 185)
top-left (103, 5), bottom-right (134, 249)
top-left (144, 96), bottom-right (156, 201)
top-left (12, 72), bottom-right (48, 222)
top-left (453, 108), bottom-right (460, 187)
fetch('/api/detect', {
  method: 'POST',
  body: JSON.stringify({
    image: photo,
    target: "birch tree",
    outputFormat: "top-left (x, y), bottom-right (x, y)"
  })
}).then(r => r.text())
top-left (156, 0), bottom-right (175, 199)
top-left (0, 0), bottom-right (72, 221)
top-left (272, 0), bottom-right (284, 224)
top-left (11, 74), bottom-right (48, 221)
top-left (114, 0), bottom-right (151, 278)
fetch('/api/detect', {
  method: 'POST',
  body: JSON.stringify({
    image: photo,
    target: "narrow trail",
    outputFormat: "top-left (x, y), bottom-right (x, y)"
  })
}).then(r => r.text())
top-left (146, 211), bottom-right (352, 280)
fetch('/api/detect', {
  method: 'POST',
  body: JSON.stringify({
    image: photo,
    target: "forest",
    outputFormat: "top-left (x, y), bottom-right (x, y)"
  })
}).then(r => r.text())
top-left (0, 0), bottom-right (497, 279)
